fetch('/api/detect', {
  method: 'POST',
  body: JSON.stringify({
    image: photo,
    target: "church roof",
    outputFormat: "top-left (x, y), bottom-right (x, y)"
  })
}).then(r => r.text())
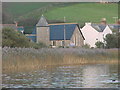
top-left (36, 15), bottom-right (48, 27)
top-left (49, 24), bottom-right (85, 40)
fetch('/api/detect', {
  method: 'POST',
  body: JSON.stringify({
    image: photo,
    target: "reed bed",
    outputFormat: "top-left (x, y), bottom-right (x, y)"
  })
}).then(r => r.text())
top-left (2, 47), bottom-right (118, 73)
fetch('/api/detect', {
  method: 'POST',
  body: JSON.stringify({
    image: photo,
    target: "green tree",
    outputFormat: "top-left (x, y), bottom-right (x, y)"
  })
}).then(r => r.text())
top-left (2, 28), bottom-right (32, 48)
top-left (82, 44), bottom-right (90, 48)
top-left (104, 33), bottom-right (118, 48)
top-left (95, 41), bottom-right (104, 48)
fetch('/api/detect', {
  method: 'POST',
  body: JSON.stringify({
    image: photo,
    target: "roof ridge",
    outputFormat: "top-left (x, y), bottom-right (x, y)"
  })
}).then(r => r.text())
top-left (48, 23), bottom-right (78, 25)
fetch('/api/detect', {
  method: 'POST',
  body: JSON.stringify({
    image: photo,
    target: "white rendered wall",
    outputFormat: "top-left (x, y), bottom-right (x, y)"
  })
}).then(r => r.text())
top-left (81, 23), bottom-right (99, 47)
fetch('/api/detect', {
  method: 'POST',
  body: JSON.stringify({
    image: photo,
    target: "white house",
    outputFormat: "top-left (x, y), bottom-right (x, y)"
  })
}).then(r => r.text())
top-left (81, 23), bottom-right (112, 47)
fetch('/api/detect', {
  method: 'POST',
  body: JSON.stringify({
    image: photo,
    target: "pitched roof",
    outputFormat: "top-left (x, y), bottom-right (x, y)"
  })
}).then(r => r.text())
top-left (49, 24), bottom-right (85, 40)
top-left (91, 24), bottom-right (107, 32)
top-left (36, 15), bottom-right (48, 27)
top-left (50, 24), bottom-right (76, 40)
top-left (48, 23), bottom-right (78, 25)
top-left (108, 24), bottom-right (120, 30)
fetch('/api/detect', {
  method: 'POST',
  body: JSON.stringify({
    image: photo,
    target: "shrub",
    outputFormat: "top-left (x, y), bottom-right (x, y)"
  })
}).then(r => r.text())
top-left (82, 44), bottom-right (90, 48)
top-left (104, 33), bottom-right (119, 48)
top-left (2, 28), bottom-right (46, 48)
top-left (95, 41), bottom-right (104, 48)
top-left (2, 28), bottom-right (32, 48)
top-left (32, 42), bottom-right (47, 49)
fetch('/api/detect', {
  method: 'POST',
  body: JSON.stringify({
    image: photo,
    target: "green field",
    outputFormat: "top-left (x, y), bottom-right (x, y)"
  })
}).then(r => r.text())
top-left (3, 2), bottom-right (52, 17)
top-left (2, 2), bottom-right (118, 25)
top-left (44, 3), bottom-right (118, 24)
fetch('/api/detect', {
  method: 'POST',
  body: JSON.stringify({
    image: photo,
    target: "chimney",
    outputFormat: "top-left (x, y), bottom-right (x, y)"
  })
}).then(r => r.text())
top-left (101, 18), bottom-right (106, 25)
top-left (85, 22), bottom-right (91, 26)
top-left (116, 19), bottom-right (120, 24)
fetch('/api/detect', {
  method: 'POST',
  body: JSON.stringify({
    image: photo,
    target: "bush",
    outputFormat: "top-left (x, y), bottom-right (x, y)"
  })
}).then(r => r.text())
top-left (2, 28), bottom-right (46, 48)
top-left (58, 46), bottom-right (64, 48)
top-left (82, 44), bottom-right (90, 48)
top-left (104, 33), bottom-right (119, 48)
top-left (32, 42), bottom-right (47, 49)
top-left (95, 41), bottom-right (104, 48)
top-left (2, 28), bottom-right (32, 48)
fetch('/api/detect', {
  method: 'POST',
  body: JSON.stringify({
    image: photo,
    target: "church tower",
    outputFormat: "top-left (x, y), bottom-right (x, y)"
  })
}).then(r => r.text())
top-left (36, 15), bottom-right (50, 45)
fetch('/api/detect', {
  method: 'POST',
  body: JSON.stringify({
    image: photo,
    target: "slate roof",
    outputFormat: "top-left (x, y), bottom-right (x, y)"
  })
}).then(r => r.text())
top-left (36, 15), bottom-right (48, 27)
top-left (49, 24), bottom-right (85, 40)
top-left (108, 24), bottom-right (120, 30)
top-left (91, 24), bottom-right (107, 32)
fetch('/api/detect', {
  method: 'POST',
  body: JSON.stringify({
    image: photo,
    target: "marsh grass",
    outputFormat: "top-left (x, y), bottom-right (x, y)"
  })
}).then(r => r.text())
top-left (2, 47), bottom-right (118, 73)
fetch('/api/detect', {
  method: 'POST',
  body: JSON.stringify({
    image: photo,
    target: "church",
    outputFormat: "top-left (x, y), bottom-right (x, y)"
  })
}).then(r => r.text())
top-left (26, 15), bottom-right (85, 47)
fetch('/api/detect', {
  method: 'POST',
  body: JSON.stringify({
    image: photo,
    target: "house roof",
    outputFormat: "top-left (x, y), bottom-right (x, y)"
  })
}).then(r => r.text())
top-left (36, 15), bottom-right (48, 27)
top-left (91, 24), bottom-right (107, 32)
top-left (1, 24), bottom-right (17, 30)
top-left (108, 24), bottom-right (120, 31)
top-left (50, 24), bottom-right (85, 40)
top-left (48, 23), bottom-right (78, 25)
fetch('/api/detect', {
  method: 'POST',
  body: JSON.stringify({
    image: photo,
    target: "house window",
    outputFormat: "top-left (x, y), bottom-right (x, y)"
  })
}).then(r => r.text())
top-left (53, 41), bottom-right (56, 46)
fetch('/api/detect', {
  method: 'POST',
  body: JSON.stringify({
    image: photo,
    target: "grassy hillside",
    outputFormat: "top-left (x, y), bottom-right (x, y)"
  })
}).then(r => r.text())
top-left (2, 2), bottom-right (118, 26)
top-left (44, 3), bottom-right (118, 24)
top-left (2, 2), bottom-right (52, 17)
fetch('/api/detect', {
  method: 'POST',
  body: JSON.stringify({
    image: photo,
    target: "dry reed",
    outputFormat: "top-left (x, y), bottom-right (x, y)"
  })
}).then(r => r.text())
top-left (2, 47), bottom-right (118, 73)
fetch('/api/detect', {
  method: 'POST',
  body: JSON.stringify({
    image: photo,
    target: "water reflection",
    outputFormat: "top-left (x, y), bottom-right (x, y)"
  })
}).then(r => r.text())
top-left (2, 64), bottom-right (119, 88)
top-left (82, 64), bottom-right (110, 87)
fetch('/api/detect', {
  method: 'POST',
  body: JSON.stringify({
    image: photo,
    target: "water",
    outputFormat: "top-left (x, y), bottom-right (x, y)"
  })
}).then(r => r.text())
top-left (2, 64), bottom-right (119, 88)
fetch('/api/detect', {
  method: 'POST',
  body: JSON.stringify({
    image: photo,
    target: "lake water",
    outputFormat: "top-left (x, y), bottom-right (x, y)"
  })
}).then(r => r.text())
top-left (2, 64), bottom-right (119, 88)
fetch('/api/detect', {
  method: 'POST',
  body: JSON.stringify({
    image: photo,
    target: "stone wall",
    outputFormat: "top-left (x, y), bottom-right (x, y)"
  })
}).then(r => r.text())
top-left (36, 27), bottom-right (50, 45)
top-left (50, 40), bottom-right (70, 47)
top-left (70, 26), bottom-right (84, 47)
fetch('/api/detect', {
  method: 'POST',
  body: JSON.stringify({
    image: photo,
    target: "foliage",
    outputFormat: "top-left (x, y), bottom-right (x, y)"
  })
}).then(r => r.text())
top-left (2, 28), bottom-right (32, 48)
top-left (95, 41), bottom-right (104, 48)
top-left (104, 33), bottom-right (119, 48)
top-left (2, 28), bottom-right (46, 48)
top-left (82, 44), bottom-right (90, 48)
top-left (3, 47), bottom-right (118, 73)
top-left (32, 42), bottom-right (47, 49)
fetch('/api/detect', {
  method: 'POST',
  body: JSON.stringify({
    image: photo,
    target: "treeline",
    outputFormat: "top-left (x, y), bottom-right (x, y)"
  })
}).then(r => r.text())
top-left (2, 28), bottom-right (46, 48)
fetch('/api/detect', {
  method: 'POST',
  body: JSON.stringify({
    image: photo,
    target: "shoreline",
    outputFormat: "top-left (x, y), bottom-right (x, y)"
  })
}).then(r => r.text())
top-left (2, 47), bottom-right (118, 74)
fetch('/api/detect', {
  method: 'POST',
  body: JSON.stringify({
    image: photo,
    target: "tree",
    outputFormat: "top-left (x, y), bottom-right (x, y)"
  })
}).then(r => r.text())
top-left (2, 28), bottom-right (47, 48)
top-left (95, 41), bottom-right (104, 48)
top-left (2, 28), bottom-right (32, 48)
top-left (104, 33), bottom-right (118, 48)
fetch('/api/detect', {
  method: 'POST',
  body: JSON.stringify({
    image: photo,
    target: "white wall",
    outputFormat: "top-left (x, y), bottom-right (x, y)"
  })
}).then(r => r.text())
top-left (81, 24), bottom-right (112, 48)
top-left (81, 23), bottom-right (99, 47)
top-left (103, 25), bottom-right (112, 38)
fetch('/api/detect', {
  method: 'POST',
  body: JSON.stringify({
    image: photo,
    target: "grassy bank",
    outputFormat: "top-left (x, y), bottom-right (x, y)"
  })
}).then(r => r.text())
top-left (2, 47), bottom-right (118, 73)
